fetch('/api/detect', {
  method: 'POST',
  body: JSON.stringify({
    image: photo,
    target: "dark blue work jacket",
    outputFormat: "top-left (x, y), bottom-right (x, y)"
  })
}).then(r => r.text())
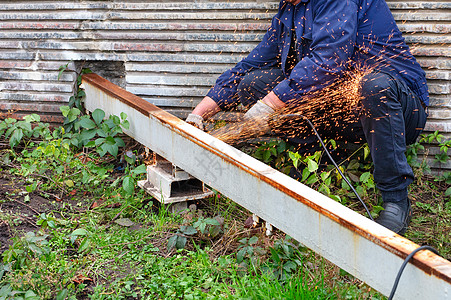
top-left (207, 0), bottom-right (429, 107)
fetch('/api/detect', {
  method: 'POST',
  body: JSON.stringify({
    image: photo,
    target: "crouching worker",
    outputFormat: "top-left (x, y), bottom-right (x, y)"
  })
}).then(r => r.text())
top-left (185, 0), bottom-right (428, 235)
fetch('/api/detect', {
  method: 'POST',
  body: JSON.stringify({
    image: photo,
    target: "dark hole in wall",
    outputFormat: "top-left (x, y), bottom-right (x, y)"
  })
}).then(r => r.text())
top-left (75, 61), bottom-right (125, 88)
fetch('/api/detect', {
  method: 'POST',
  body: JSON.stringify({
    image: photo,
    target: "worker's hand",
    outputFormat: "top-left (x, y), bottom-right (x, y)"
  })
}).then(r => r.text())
top-left (186, 113), bottom-right (204, 130)
top-left (243, 100), bottom-right (275, 134)
top-left (260, 91), bottom-right (286, 111)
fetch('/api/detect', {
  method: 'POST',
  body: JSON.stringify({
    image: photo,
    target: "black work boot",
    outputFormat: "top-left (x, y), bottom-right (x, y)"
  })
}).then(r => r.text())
top-left (375, 198), bottom-right (412, 236)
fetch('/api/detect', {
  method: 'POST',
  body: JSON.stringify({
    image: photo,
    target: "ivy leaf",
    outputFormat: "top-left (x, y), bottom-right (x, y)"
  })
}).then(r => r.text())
top-left (329, 195), bottom-right (341, 202)
top-left (263, 150), bottom-right (272, 162)
top-left (97, 144), bottom-right (108, 157)
top-left (107, 144), bottom-right (119, 157)
top-left (307, 158), bottom-right (318, 173)
top-left (78, 117), bottom-right (96, 130)
top-left (360, 172), bottom-right (371, 184)
top-left (289, 151), bottom-right (301, 169)
top-left (122, 176), bottom-right (134, 195)
top-left (79, 129), bottom-right (97, 143)
top-left (283, 261), bottom-right (297, 273)
top-left (61, 107), bottom-right (80, 123)
top-left (330, 139), bottom-right (337, 149)
top-left (71, 228), bottom-right (88, 236)
top-left (445, 187), bottom-right (451, 197)
top-left (347, 159), bottom-right (359, 170)
top-left (198, 222), bottom-right (206, 234)
top-left (114, 137), bottom-right (125, 147)
top-left (131, 164), bottom-right (147, 175)
top-left (122, 120), bottom-right (130, 130)
top-left (23, 114), bottom-right (40, 123)
top-left (302, 168), bottom-right (310, 182)
top-left (10, 129), bottom-right (23, 147)
top-left (236, 248), bottom-right (246, 263)
top-left (92, 109), bottom-right (105, 126)
top-left (95, 137), bottom-right (105, 146)
top-left (205, 218), bottom-right (220, 226)
top-left (270, 247), bottom-right (281, 263)
top-left (306, 174), bottom-right (318, 185)
top-left (175, 236), bottom-right (187, 250)
top-left (97, 128), bottom-right (107, 138)
top-left (78, 238), bottom-right (91, 253)
top-left (167, 235), bottom-right (178, 251)
top-left (105, 136), bottom-right (116, 145)
top-left (56, 289), bottom-right (69, 300)
top-left (70, 228), bottom-right (88, 244)
top-left (348, 172), bottom-right (360, 183)
top-left (364, 145), bottom-right (370, 160)
top-left (320, 171), bottom-right (330, 182)
top-left (209, 225), bottom-right (221, 238)
top-left (180, 226), bottom-right (197, 235)
top-left (248, 236), bottom-right (259, 245)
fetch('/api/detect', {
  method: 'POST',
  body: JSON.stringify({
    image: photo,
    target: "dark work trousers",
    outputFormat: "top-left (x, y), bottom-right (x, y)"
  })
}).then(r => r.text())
top-left (236, 68), bottom-right (427, 203)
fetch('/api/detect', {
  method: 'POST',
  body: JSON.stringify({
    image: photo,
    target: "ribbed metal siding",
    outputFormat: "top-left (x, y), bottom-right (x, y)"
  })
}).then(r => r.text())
top-left (386, 1), bottom-right (451, 171)
top-left (387, 1), bottom-right (451, 135)
top-left (0, 1), bottom-right (449, 132)
top-left (0, 1), bottom-right (277, 123)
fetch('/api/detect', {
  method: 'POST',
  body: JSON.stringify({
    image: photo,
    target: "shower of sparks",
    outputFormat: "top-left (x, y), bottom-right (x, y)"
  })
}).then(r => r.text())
top-left (210, 66), bottom-right (374, 145)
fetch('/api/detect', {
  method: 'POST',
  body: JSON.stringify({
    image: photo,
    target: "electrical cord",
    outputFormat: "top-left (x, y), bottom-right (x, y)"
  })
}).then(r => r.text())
top-left (274, 113), bottom-right (443, 299)
top-left (277, 113), bottom-right (374, 220)
top-left (388, 245), bottom-right (439, 300)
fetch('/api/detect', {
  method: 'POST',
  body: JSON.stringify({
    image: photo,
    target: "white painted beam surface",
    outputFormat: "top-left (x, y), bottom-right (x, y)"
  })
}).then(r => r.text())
top-left (82, 73), bottom-right (451, 300)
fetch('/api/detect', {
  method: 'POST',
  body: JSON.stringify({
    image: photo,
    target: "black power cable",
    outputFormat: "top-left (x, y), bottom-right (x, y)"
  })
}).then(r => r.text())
top-left (277, 113), bottom-right (374, 220)
top-left (274, 113), bottom-right (442, 299)
top-left (388, 245), bottom-right (439, 299)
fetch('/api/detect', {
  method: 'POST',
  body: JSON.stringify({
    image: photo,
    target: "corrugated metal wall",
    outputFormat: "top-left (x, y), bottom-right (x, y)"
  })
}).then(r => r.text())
top-left (0, 1), bottom-right (450, 131)
top-left (0, 1), bottom-right (277, 123)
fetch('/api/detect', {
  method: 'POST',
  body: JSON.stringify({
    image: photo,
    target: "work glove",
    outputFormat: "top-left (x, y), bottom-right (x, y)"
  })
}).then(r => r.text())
top-left (185, 113), bottom-right (204, 131)
top-left (243, 100), bottom-right (275, 134)
top-left (210, 101), bottom-right (275, 144)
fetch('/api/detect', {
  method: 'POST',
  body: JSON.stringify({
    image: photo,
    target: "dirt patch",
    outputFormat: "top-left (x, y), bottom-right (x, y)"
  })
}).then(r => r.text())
top-left (0, 176), bottom-right (71, 252)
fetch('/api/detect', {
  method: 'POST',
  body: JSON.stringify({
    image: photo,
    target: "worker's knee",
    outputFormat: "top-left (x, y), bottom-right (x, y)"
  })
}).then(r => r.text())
top-left (237, 74), bottom-right (259, 107)
top-left (360, 71), bottom-right (399, 113)
top-left (237, 68), bottom-right (285, 107)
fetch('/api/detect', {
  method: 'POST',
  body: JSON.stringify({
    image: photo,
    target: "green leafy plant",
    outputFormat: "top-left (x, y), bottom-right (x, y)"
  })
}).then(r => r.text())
top-left (78, 110), bottom-right (130, 157)
top-left (120, 163), bottom-right (147, 196)
top-left (167, 217), bottom-right (222, 251)
top-left (0, 114), bottom-right (51, 148)
top-left (262, 237), bottom-right (305, 281)
top-left (69, 228), bottom-right (91, 253)
top-left (58, 63), bottom-right (93, 131)
top-left (236, 236), bottom-right (265, 266)
top-left (60, 107), bottom-right (130, 157)
top-left (36, 213), bottom-right (57, 230)
top-left (2, 232), bottom-right (50, 270)
top-left (193, 216), bottom-right (221, 238)
top-left (167, 225), bottom-right (197, 251)
top-left (252, 140), bottom-right (293, 173)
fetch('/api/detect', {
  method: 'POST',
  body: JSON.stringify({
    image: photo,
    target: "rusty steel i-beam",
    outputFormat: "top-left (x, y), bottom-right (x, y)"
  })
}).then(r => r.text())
top-left (81, 73), bottom-right (451, 300)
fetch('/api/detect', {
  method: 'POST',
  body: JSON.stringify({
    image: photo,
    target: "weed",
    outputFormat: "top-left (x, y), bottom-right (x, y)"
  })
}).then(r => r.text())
top-left (262, 237), bottom-right (305, 281)
top-left (167, 216), bottom-right (222, 251)
top-left (236, 236), bottom-right (266, 267)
